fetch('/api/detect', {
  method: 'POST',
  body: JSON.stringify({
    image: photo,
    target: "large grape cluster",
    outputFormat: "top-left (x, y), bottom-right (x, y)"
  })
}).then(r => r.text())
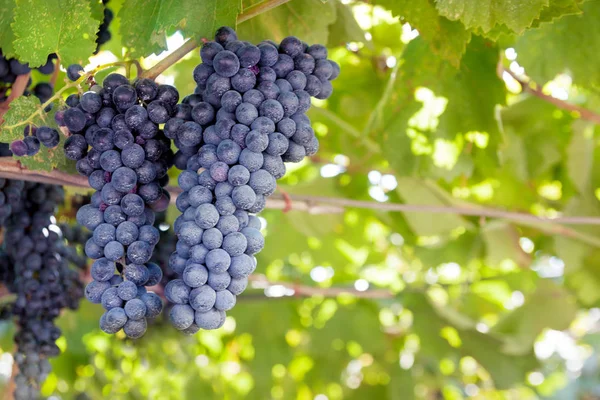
top-left (54, 71), bottom-right (181, 338)
top-left (165, 27), bottom-right (338, 332)
top-left (0, 181), bottom-right (83, 400)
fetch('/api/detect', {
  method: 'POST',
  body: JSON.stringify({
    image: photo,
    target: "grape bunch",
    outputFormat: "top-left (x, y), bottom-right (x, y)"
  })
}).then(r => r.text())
top-left (53, 71), bottom-right (180, 338)
top-left (164, 27), bottom-right (338, 332)
top-left (0, 181), bottom-right (84, 400)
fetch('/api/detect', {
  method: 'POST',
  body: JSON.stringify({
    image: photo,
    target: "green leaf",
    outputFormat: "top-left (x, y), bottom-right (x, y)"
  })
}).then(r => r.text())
top-left (0, 0), bottom-right (16, 57)
top-left (327, 1), bottom-right (366, 48)
top-left (376, 0), bottom-right (472, 67)
top-left (12, 0), bottom-right (100, 66)
top-left (567, 121), bottom-right (595, 194)
top-left (492, 279), bottom-right (578, 355)
top-left (237, 0), bottom-right (337, 44)
top-left (178, 0), bottom-right (241, 41)
top-left (119, 0), bottom-right (241, 58)
top-left (87, 0), bottom-right (104, 22)
top-left (0, 96), bottom-right (39, 140)
top-left (395, 178), bottom-right (472, 236)
top-left (515, 1), bottom-right (600, 86)
top-left (435, 0), bottom-right (549, 33)
top-left (482, 221), bottom-right (531, 267)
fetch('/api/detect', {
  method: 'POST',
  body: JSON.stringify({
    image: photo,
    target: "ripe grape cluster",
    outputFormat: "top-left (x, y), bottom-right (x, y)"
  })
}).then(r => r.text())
top-left (55, 71), bottom-right (179, 338)
top-left (0, 181), bottom-right (84, 400)
top-left (165, 27), bottom-right (338, 332)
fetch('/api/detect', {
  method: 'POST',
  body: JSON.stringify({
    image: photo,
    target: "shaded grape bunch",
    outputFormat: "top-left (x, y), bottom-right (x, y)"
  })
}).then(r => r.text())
top-left (165, 26), bottom-right (338, 333)
top-left (46, 70), bottom-right (179, 338)
top-left (0, 182), bottom-right (83, 400)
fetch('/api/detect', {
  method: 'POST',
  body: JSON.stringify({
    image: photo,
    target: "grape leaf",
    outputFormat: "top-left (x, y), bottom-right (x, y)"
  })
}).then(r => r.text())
top-left (327, 1), bottom-right (367, 48)
top-left (0, 96), bottom-right (39, 141)
top-left (237, 0), bottom-right (336, 44)
top-left (179, 0), bottom-right (241, 40)
top-left (119, 0), bottom-right (240, 58)
top-left (0, 0), bottom-right (16, 57)
top-left (435, 0), bottom-right (549, 33)
top-left (87, 0), bottom-right (104, 22)
top-left (515, 1), bottom-right (600, 86)
top-left (12, 0), bottom-right (100, 67)
top-left (375, 0), bottom-right (472, 67)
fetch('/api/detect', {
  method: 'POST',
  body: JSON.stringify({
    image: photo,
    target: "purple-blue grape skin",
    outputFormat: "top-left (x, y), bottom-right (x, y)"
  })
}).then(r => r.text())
top-left (305, 75), bottom-right (322, 97)
top-left (259, 99), bottom-right (284, 123)
top-left (250, 116), bottom-right (275, 134)
top-left (101, 287), bottom-right (123, 310)
top-left (63, 134), bottom-right (87, 160)
top-left (121, 193), bottom-right (145, 216)
top-left (248, 194), bottom-right (266, 213)
top-left (139, 224), bottom-right (160, 246)
top-left (313, 59), bottom-right (334, 81)
top-left (266, 132), bottom-right (290, 157)
top-left (111, 166), bottom-right (137, 193)
top-left (147, 100), bottom-right (170, 123)
top-left (170, 304), bottom-right (196, 330)
top-left (201, 41), bottom-right (225, 65)
top-left (257, 67), bottom-right (276, 83)
top-left (229, 254), bottom-right (255, 278)
top-left (191, 102), bottom-right (216, 125)
top-left (124, 264), bottom-right (150, 286)
top-left (85, 280), bottom-right (111, 303)
top-left (117, 281), bottom-right (137, 301)
top-left (231, 68), bottom-right (256, 93)
top-left (213, 50), bottom-right (241, 78)
top-left (165, 279), bottom-right (191, 304)
top-left (116, 221), bottom-right (139, 246)
top-left (242, 89), bottom-right (265, 108)
top-left (104, 240), bottom-right (125, 261)
top-left (278, 91), bottom-right (300, 117)
top-left (195, 308), bottom-right (226, 330)
top-left (207, 271), bottom-right (232, 291)
top-left (217, 139), bottom-right (242, 165)
top-left (141, 292), bottom-right (163, 318)
top-left (194, 203), bottom-right (220, 229)
top-left (249, 169), bottom-right (277, 196)
top-left (190, 244), bottom-right (210, 264)
top-left (215, 181), bottom-right (234, 197)
top-left (210, 161), bottom-right (230, 182)
top-left (242, 227), bottom-right (265, 255)
top-left (169, 252), bottom-right (188, 275)
top-left (221, 90), bottom-right (242, 113)
top-left (216, 214), bottom-right (240, 236)
top-left (193, 63), bottom-right (215, 86)
top-left (262, 154), bottom-right (286, 179)
top-left (214, 290), bottom-right (236, 311)
top-left (279, 36), bottom-right (303, 58)
top-left (178, 170), bottom-right (198, 191)
top-left (121, 143), bottom-right (145, 168)
top-left (222, 232), bottom-right (248, 257)
top-left (124, 298), bottom-right (147, 320)
top-left (282, 141), bottom-right (306, 163)
top-left (104, 205), bottom-right (126, 226)
top-left (80, 91), bottom-right (103, 113)
top-left (127, 240), bottom-right (153, 264)
top-left (103, 307), bottom-right (128, 333)
top-left (85, 238), bottom-right (104, 259)
top-left (99, 149), bottom-right (122, 172)
top-left (205, 248), bottom-right (231, 273)
top-left (124, 318), bottom-right (147, 339)
top-left (215, 118), bottom-right (235, 139)
top-left (245, 130), bottom-right (269, 153)
top-left (293, 53), bottom-right (316, 75)
top-left (93, 223), bottom-right (117, 247)
top-left (177, 121), bottom-right (203, 147)
top-left (272, 54), bottom-right (294, 78)
top-left (183, 263), bottom-right (209, 288)
top-left (232, 185), bottom-right (257, 210)
top-left (215, 196), bottom-right (236, 216)
top-left (188, 186), bottom-right (214, 207)
top-left (316, 79), bottom-right (334, 100)
top-left (178, 221), bottom-right (204, 245)
top-left (257, 81), bottom-right (280, 100)
top-left (228, 165), bottom-right (250, 186)
top-left (236, 44), bottom-right (261, 67)
top-left (238, 148), bottom-right (265, 171)
top-left (258, 43), bottom-right (279, 67)
top-left (248, 215), bottom-right (262, 230)
top-left (67, 64), bottom-right (84, 81)
top-left (275, 78), bottom-right (293, 93)
top-left (91, 258), bottom-right (116, 281)
top-left (189, 285), bottom-right (216, 312)
top-left (228, 277), bottom-right (248, 296)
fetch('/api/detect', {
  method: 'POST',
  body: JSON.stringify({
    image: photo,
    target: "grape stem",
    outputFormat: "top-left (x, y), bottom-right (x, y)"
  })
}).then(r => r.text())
top-left (140, 0), bottom-right (293, 80)
top-left (1, 61), bottom-right (140, 132)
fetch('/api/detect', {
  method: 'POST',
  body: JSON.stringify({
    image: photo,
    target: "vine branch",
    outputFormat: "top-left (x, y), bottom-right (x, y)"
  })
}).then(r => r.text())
top-left (502, 66), bottom-right (600, 125)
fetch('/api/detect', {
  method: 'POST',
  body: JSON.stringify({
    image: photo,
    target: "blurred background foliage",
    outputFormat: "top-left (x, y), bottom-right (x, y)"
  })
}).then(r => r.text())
top-left (3, 0), bottom-right (600, 399)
